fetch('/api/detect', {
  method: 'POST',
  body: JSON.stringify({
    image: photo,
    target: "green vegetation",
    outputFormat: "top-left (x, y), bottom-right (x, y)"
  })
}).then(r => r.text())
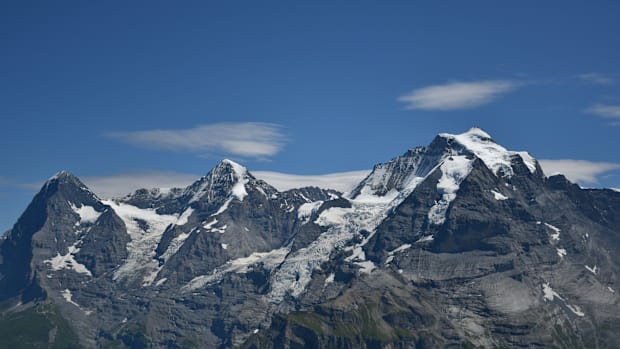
top-left (284, 302), bottom-right (421, 346)
top-left (0, 302), bottom-right (82, 349)
top-left (101, 323), bottom-right (152, 349)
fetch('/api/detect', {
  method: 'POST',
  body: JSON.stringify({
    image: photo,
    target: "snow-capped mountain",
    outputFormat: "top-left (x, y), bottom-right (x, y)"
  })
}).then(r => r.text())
top-left (0, 128), bottom-right (619, 348)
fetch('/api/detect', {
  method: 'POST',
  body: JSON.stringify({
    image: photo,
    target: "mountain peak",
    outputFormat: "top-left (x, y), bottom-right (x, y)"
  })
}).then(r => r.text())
top-left (351, 128), bottom-right (539, 199)
top-left (438, 127), bottom-right (537, 176)
top-left (48, 170), bottom-right (79, 182)
top-left (185, 159), bottom-right (252, 204)
top-left (218, 159), bottom-right (248, 177)
top-left (42, 170), bottom-right (91, 195)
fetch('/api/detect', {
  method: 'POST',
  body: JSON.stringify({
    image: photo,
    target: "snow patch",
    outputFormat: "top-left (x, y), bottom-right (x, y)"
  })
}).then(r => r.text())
top-left (159, 230), bottom-right (194, 263)
top-left (201, 218), bottom-right (227, 234)
top-left (155, 278), bottom-right (167, 287)
top-left (221, 243), bottom-right (228, 250)
top-left (585, 265), bottom-right (598, 275)
top-left (183, 247), bottom-right (289, 291)
top-left (61, 289), bottom-right (80, 307)
top-left (608, 286), bottom-right (615, 293)
top-left (556, 248), bottom-right (567, 258)
top-left (176, 207), bottom-right (194, 226)
top-left (224, 159), bottom-right (249, 201)
top-left (297, 201), bottom-right (323, 223)
top-left (355, 261), bottom-right (376, 274)
top-left (45, 242), bottom-right (92, 277)
top-left (416, 235), bottom-right (434, 243)
top-left (60, 289), bottom-right (91, 314)
top-left (314, 207), bottom-right (349, 227)
top-left (566, 304), bottom-right (585, 317)
top-left (542, 283), bottom-right (563, 301)
top-left (544, 223), bottom-right (561, 241)
top-left (385, 243), bottom-right (412, 265)
top-left (211, 197), bottom-right (233, 217)
top-left (391, 243), bottom-right (412, 254)
top-left (101, 200), bottom-right (178, 285)
top-left (69, 203), bottom-right (102, 225)
top-left (428, 155), bottom-right (473, 225)
top-left (490, 190), bottom-right (508, 201)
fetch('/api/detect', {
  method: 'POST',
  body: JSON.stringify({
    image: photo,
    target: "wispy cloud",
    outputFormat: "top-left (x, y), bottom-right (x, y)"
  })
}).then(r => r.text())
top-left (576, 73), bottom-right (614, 85)
top-left (539, 159), bottom-right (620, 184)
top-left (253, 170), bottom-right (370, 193)
top-left (105, 122), bottom-right (286, 159)
top-left (52, 169), bottom-right (371, 199)
top-left (398, 80), bottom-right (519, 110)
top-left (585, 104), bottom-right (620, 124)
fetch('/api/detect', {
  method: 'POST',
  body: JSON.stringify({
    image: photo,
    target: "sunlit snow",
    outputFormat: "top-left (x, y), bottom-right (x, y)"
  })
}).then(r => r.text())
top-left (544, 223), bottom-right (561, 241)
top-left (69, 202), bottom-right (102, 225)
top-left (585, 265), bottom-right (598, 274)
top-left (542, 283), bottom-right (563, 301)
top-left (490, 190), bottom-right (508, 201)
top-left (297, 201), bottom-right (323, 224)
top-left (45, 242), bottom-right (92, 277)
top-left (440, 128), bottom-right (536, 176)
top-left (102, 200), bottom-right (178, 285)
top-left (428, 155), bottom-right (473, 225)
top-left (183, 247), bottom-right (289, 291)
top-left (566, 304), bottom-right (585, 317)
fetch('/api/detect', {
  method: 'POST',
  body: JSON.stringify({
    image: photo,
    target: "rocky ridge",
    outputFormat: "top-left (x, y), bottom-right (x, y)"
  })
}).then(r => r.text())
top-left (0, 128), bottom-right (619, 348)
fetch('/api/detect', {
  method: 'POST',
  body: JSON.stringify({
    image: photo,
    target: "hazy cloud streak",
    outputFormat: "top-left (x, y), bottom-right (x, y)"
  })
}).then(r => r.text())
top-left (70, 169), bottom-right (370, 198)
top-left (81, 172), bottom-right (200, 198)
top-left (253, 170), bottom-right (370, 193)
top-left (539, 159), bottom-right (620, 184)
top-left (398, 80), bottom-right (518, 110)
top-left (576, 73), bottom-right (614, 85)
top-left (586, 104), bottom-right (620, 122)
top-left (105, 122), bottom-right (286, 158)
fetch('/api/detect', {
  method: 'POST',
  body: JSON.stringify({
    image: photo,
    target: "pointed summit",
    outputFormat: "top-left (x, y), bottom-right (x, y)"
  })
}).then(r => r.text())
top-left (38, 170), bottom-right (100, 203)
top-left (184, 159), bottom-right (252, 204)
top-left (46, 170), bottom-right (81, 185)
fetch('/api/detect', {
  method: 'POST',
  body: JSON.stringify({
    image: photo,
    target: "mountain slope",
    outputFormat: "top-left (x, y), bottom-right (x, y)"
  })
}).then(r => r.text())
top-left (0, 128), bottom-right (619, 348)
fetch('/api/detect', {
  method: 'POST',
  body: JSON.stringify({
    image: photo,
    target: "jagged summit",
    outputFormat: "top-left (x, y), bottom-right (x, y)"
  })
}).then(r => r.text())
top-left (183, 159), bottom-right (254, 204)
top-left (46, 170), bottom-right (82, 186)
top-left (1, 127), bottom-right (620, 348)
top-left (37, 170), bottom-right (101, 204)
top-left (351, 127), bottom-right (539, 199)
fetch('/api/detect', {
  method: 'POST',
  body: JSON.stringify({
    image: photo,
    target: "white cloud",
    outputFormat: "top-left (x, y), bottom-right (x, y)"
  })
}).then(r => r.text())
top-left (76, 169), bottom-right (370, 198)
top-left (585, 104), bottom-right (620, 121)
top-left (398, 80), bottom-right (518, 110)
top-left (576, 73), bottom-right (614, 85)
top-left (253, 170), bottom-right (370, 193)
top-left (81, 172), bottom-right (199, 198)
top-left (539, 159), bottom-right (620, 184)
top-left (105, 122), bottom-right (286, 159)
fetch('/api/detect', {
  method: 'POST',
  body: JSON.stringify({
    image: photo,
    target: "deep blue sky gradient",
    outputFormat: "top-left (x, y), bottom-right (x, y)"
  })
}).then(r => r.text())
top-left (2, 1), bottom-right (620, 231)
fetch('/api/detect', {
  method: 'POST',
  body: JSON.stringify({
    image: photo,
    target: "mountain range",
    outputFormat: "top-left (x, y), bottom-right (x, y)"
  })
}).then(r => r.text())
top-left (1, 128), bottom-right (619, 348)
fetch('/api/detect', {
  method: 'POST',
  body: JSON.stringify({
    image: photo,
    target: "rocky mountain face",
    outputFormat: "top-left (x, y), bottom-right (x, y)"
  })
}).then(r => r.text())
top-left (1, 128), bottom-right (619, 348)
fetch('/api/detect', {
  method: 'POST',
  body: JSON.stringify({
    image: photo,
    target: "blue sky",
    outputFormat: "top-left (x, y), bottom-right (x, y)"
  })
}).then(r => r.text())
top-left (2, 1), bottom-right (620, 232)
